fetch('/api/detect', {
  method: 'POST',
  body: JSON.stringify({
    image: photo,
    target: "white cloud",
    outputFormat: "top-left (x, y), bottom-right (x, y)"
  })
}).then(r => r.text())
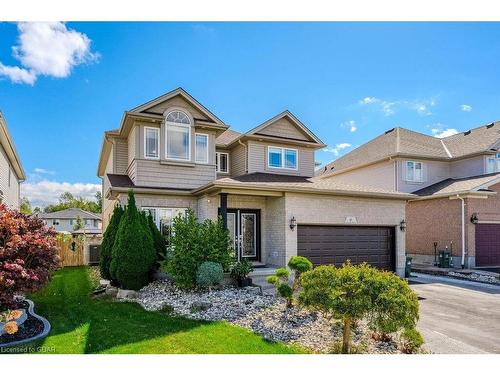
top-left (21, 180), bottom-right (101, 208)
top-left (0, 22), bottom-right (99, 85)
top-left (431, 127), bottom-right (459, 138)
top-left (33, 168), bottom-right (55, 175)
top-left (341, 120), bottom-right (357, 132)
top-left (359, 96), bottom-right (395, 116)
top-left (323, 143), bottom-right (352, 156)
top-left (359, 96), bottom-right (436, 116)
top-left (461, 104), bottom-right (472, 112)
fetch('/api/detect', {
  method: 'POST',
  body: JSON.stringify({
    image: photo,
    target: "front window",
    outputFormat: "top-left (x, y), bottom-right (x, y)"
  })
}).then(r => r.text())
top-left (52, 220), bottom-right (60, 226)
top-left (142, 207), bottom-right (188, 237)
top-left (195, 133), bottom-right (209, 164)
top-left (144, 127), bottom-right (159, 159)
top-left (406, 161), bottom-right (423, 182)
top-left (486, 153), bottom-right (500, 173)
top-left (165, 111), bottom-right (191, 161)
top-left (216, 152), bottom-right (229, 173)
top-left (268, 146), bottom-right (297, 170)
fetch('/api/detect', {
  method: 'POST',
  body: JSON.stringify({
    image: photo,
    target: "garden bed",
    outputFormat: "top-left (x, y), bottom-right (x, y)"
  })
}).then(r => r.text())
top-left (131, 280), bottom-right (407, 354)
top-left (0, 299), bottom-right (51, 348)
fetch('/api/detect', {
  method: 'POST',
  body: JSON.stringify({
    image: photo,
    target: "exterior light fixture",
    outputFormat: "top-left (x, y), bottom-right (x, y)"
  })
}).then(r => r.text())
top-left (289, 216), bottom-right (297, 231)
top-left (470, 213), bottom-right (479, 224)
top-left (399, 219), bottom-right (407, 231)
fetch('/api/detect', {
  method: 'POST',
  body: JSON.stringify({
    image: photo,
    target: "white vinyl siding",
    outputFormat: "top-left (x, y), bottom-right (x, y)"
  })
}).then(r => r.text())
top-left (144, 127), bottom-right (159, 159)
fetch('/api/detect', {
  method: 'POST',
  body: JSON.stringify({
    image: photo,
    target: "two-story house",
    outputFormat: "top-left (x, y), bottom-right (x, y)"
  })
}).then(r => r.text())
top-left (98, 88), bottom-right (414, 276)
top-left (39, 208), bottom-right (102, 234)
top-left (318, 125), bottom-right (500, 268)
top-left (0, 112), bottom-right (25, 210)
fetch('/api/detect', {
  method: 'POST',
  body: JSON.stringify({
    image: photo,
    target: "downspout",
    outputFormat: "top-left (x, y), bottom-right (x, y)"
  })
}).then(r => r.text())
top-left (238, 139), bottom-right (248, 173)
top-left (456, 195), bottom-right (466, 269)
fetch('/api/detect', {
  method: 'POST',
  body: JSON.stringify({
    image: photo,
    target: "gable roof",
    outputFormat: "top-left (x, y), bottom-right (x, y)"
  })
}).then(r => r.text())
top-left (38, 208), bottom-right (101, 220)
top-left (411, 173), bottom-right (500, 199)
top-left (216, 129), bottom-right (242, 147)
top-left (319, 121), bottom-right (500, 177)
top-left (0, 112), bottom-right (25, 181)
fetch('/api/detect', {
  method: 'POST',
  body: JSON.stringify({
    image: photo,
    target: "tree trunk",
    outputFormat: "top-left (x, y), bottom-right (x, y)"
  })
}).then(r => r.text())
top-left (342, 317), bottom-right (352, 354)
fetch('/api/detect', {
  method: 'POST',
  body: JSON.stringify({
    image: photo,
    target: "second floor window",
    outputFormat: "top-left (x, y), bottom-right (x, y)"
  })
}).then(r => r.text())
top-left (268, 146), bottom-right (298, 170)
top-left (486, 153), bottom-right (500, 173)
top-left (145, 127), bottom-right (159, 159)
top-left (52, 219), bottom-right (60, 226)
top-left (216, 152), bottom-right (229, 173)
top-left (406, 161), bottom-right (423, 182)
top-left (166, 111), bottom-right (191, 161)
top-left (195, 133), bottom-right (209, 164)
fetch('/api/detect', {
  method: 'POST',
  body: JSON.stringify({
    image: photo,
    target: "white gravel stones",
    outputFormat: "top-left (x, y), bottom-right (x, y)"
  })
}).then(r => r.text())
top-left (448, 271), bottom-right (500, 284)
top-left (132, 280), bottom-right (401, 353)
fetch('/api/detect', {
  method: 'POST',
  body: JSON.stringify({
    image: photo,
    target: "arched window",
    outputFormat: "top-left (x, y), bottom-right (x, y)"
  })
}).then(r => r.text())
top-left (165, 110), bottom-right (191, 160)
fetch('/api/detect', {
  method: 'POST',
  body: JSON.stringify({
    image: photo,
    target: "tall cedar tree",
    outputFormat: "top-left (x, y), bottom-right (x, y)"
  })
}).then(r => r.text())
top-left (99, 204), bottom-right (124, 280)
top-left (109, 191), bottom-right (156, 290)
top-left (146, 212), bottom-right (167, 269)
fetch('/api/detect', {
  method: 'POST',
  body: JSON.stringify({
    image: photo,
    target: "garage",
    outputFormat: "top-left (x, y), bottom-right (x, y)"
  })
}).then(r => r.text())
top-left (475, 224), bottom-right (500, 266)
top-left (297, 225), bottom-right (395, 271)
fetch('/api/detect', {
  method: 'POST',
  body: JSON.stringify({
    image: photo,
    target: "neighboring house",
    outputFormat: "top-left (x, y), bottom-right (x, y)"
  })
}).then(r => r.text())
top-left (0, 112), bottom-right (25, 209)
top-left (318, 125), bottom-right (500, 268)
top-left (97, 88), bottom-right (414, 276)
top-left (39, 208), bottom-right (103, 234)
top-left (38, 208), bottom-right (103, 265)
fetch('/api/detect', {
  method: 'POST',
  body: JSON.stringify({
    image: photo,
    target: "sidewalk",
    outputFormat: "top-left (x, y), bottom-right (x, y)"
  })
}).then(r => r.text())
top-left (411, 263), bottom-right (500, 286)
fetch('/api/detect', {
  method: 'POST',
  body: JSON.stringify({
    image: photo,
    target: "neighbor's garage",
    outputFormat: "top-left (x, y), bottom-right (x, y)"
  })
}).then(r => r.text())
top-left (475, 224), bottom-right (500, 266)
top-left (297, 225), bottom-right (395, 271)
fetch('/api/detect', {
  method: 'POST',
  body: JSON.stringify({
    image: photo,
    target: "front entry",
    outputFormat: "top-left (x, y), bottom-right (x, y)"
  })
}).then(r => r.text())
top-left (226, 209), bottom-right (261, 262)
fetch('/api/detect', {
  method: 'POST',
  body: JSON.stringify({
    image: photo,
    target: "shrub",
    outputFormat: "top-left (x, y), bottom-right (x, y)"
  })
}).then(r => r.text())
top-left (277, 283), bottom-right (293, 307)
top-left (99, 204), bottom-right (124, 281)
top-left (299, 262), bottom-right (421, 354)
top-left (288, 256), bottom-right (312, 292)
top-left (196, 261), bottom-right (224, 291)
top-left (109, 190), bottom-right (156, 290)
top-left (0, 204), bottom-right (60, 308)
top-left (267, 267), bottom-right (293, 307)
top-left (230, 258), bottom-right (253, 281)
top-left (400, 328), bottom-right (424, 353)
top-left (146, 212), bottom-right (167, 269)
top-left (166, 210), bottom-right (233, 288)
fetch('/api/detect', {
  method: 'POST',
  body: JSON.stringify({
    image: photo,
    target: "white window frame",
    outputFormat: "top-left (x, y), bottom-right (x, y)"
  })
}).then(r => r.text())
top-left (195, 133), bottom-right (209, 164)
top-left (216, 152), bottom-right (229, 173)
top-left (144, 126), bottom-right (160, 160)
top-left (267, 146), bottom-right (298, 170)
top-left (165, 111), bottom-right (192, 162)
top-left (141, 207), bottom-right (188, 236)
top-left (405, 160), bottom-right (424, 182)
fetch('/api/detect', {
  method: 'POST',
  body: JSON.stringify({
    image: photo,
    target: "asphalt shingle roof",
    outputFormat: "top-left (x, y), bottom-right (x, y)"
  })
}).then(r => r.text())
top-left (38, 208), bottom-right (101, 220)
top-left (215, 129), bottom-right (242, 147)
top-left (412, 173), bottom-right (500, 197)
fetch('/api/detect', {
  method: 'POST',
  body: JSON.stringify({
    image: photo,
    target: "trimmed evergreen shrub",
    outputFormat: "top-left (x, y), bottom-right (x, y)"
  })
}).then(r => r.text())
top-left (110, 190), bottom-right (156, 290)
top-left (99, 204), bottom-right (124, 281)
top-left (196, 261), bottom-right (224, 291)
top-left (400, 328), bottom-right (424, 353)
top-left (288, 255), bottom-right (313, 293)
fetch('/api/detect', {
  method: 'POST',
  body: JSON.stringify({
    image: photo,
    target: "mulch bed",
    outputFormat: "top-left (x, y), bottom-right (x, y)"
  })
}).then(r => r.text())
top-left (0, 301), bottom-right (45, 346)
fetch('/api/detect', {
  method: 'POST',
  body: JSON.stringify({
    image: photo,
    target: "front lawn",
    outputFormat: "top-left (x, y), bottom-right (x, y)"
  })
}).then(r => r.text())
top-left (14, 267), bottom-right (303, 354)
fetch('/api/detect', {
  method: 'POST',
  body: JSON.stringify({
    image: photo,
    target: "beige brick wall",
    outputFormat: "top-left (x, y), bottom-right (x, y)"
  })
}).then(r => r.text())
top-left (406, 197), bottom-right (463, 258)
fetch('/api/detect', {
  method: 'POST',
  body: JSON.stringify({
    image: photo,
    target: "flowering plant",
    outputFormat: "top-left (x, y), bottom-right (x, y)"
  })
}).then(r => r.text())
top-left (0, 309), bottom-right (22, 335)
top-left (0, 204), bottom-right (60, 308)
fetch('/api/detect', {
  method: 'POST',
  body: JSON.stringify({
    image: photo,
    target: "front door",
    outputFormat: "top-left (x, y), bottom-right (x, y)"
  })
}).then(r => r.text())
top-left (226, 209), bottom-right (261, 262)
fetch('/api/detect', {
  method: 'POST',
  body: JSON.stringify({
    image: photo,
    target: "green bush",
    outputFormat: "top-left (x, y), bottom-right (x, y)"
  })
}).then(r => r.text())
top-left (400, 328), bottom-right (424, 353)
top-left (267, 267), bottom-right (293, 307)
top-left (275, 267), bottom-right (290, 279)
top-left (166, 210), bottom-right (233, 288)
top-left (99, 204), bottom-right (124, 281)
top-left (277, 283), bottom-right (293, 307)
top-left (196, 261), bottom-right (224, 291)
top-left (110, 190), bottom-right (156, 290)
top-left (266, 275), bottom-right (279, 285)
top-left (288, 255), bottom-right (313, 293)
top-left (146, 211), bottom-right (167, 269)
top-left (230, 258), bottom-right (253, 281)
top-left (299, 262), bottom-right (421, 354)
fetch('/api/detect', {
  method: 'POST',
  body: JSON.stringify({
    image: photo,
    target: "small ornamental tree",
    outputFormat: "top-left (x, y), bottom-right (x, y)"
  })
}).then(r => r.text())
top-left (0, 204), bottom-right (60, 309)
top-left (146, 212), bottom-right (166, 269)
top-left (110, 191), bottom-right (156, 290)
top-left (99, 204), bottom-right (124, 281)
top-left (288, 256), bottom-right (313, 293)
top-left (267, 268), bottom-right (293, 308)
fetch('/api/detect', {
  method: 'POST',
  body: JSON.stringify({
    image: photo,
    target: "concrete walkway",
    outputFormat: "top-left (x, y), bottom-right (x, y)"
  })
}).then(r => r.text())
top-left (410, 272), bottom-right (500, 354)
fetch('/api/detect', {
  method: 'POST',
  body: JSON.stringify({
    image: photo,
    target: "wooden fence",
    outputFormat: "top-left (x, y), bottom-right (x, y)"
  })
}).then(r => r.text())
top-left (56, 237), bottom-right (85, 267)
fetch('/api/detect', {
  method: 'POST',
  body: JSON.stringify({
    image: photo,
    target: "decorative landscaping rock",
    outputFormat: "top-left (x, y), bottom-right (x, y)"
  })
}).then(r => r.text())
top-left (105, 285), bottom-right (118, 297)
top-left (116, 289), bottom-right (138, 299)
top-left (100, 279), bottom-right (111, 287)
top-left (131, 279), bottom-right (406, 354)
top-left (448, 271), bottom-right (500, 285)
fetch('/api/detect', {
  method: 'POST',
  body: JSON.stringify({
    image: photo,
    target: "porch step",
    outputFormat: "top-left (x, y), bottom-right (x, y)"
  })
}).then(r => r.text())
top-left (251, 274), bottom-right (277, 296)
top-left (249, 267), bottom-right (278, 277)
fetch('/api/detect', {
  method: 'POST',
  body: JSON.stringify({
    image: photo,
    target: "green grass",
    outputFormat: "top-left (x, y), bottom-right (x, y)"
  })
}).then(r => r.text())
top-left (14, 267), bottom-right (303, 354)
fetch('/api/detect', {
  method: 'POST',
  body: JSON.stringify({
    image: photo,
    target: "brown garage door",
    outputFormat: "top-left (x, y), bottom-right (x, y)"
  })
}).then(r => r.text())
top-left (475, 224), bottom-right (500, 266)
top-left (297, 225), bottom-right (395, 271)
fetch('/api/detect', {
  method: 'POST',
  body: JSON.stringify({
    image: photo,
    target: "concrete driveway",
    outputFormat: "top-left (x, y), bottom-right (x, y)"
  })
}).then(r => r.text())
top-left (410, 273), bottom-right (500, 354)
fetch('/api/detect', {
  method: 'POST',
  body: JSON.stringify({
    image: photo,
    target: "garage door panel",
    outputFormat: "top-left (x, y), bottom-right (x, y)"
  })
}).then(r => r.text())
top-left (297, 225), bottom-right (395, 271)
top-left (476, 224), bottom-right (500, 266)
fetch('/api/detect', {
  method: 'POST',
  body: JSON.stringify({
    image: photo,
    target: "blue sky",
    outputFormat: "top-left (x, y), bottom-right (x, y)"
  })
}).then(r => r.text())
top-left (1, 22), bottom-right (500, 206)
